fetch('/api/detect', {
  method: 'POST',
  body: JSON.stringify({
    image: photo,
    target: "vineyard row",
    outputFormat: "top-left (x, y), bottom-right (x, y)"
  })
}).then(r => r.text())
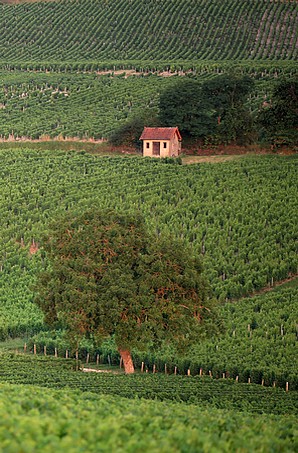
top-left (0, 0), bottom-right (296, 63)
top-left (0, 353), bottom-right (297, 415)
top-left (20, 345), bottom-right (295, 393)
top-left (0, 382), bottom-right (295, 451)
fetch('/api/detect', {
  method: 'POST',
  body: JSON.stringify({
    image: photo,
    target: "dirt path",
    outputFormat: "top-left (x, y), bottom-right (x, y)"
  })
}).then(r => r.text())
top-left (238, 273), bottom-right (298, 302)
top-left (83, 367), bottom-right (113, 373)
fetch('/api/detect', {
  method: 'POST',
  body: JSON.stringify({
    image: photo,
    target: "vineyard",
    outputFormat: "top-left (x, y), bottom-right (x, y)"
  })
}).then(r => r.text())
top-left (28, 282), bottom-right (298, 390)
top-left (0, 150), bottom-right (296, 389)
top-left (0, 0), bottom-right (297, 64)
top-left (0, 382), bottom-right (296, 452)
top-left (0, 71), bottom-right (172, 139)
top-left (0, 151), bottom-right (296, 303)
top-left (0, 0), bottom-right (297, 141)
top-left (0, 354), bottom-right (297, 415)
top-left (136, 284), bottom-right (298, 389)
top-left (1, 69), bottom-right (293, 141)
top-left (0, 0), bottom-right (297, 448)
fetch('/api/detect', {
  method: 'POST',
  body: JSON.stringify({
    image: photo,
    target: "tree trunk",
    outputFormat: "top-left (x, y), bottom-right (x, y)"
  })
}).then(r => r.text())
top-left (118, 349), bottom-right (135, 374)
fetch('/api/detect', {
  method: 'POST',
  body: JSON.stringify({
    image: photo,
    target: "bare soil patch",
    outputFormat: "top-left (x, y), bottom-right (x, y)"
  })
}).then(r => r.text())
top-left (96, 69), bottom-right (190, 78)
top-left (0, 138), bottom-right (295, 161)
top-left (83, 368), bottom-right (113, 374)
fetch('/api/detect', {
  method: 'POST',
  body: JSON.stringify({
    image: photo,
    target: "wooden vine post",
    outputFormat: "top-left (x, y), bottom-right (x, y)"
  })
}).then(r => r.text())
top-left (75, 349), bottom-right (79, 371)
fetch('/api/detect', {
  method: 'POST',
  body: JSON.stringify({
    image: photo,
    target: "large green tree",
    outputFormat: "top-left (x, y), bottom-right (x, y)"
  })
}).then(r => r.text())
top-left (201, 74), bottom-right (255, 144)
top-left (35, 209), bottom-right (213, 373)
top-left (257, 78), bottom-right (298, 147)
top-left (159, 75), bottom-right (255, 145)
top-left (159, 78), bottom-right (215, 139)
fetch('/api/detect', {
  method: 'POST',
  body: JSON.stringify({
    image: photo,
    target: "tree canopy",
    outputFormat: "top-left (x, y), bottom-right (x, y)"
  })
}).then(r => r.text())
top-left (201, 74), bottom-right (255, 144)
top-left (257, 78), bottom-right (298, 147)
top-left (35, 209), bottom-right (214, 373)
top-left (159, 78), bottom-right (215, 139)
top-left (159, 74), bottom-right (255, 145)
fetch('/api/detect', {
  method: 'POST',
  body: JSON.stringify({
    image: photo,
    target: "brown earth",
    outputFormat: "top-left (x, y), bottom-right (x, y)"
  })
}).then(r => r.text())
top-left (29, 241), bottom-right (39, 255)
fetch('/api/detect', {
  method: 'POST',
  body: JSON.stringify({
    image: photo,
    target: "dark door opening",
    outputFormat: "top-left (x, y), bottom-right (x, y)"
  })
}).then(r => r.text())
top-left (153, 141), bottom-right (160, 156)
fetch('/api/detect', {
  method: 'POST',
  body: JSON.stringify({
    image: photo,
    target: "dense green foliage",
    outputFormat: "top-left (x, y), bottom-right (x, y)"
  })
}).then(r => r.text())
top-left (0, 69), bottom-right (282, 142)
top-left (0, 382), bottom-right (296, 452)
top-left (258, 78), bottom-right (298, 147)
top-left (134, 285), bottom-right (298, 389)
top-left (0, 0), bottom-right (296, 446)
top-left (0, 353), bottom-right (297, 415)
top-left (0, 0), bottom-right (297, 64)
top-left (30, 283), bottom-right (298, 389)
top-left (0, 150), bottom-right (296, 387)
top-left (189, 286), bottom-right (298, 381)
top-left (35, 208), bottom-right (212, 372)
top-left (0, 151), bottom-right (296, 340)
top-left (0, 71), bottom-right (168, 139)
top-left (159, 75), bottom-right (256, 144)
top-left (0, 0), bottom-right (296, 142)
top-left (159, 78), bottom-right (214, 139)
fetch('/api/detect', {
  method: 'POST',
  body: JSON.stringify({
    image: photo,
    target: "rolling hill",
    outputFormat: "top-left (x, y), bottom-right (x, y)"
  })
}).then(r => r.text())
top-left (0, 0), bottom-right (297, 65)
top-left (0, 0), bottom-right (296, 141)
top-left (0, 2), bottom-right (297, 445)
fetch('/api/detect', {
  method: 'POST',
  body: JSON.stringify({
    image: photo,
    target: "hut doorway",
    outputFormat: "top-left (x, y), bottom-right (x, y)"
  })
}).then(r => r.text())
top-left (153, 142), bottom-right (160, 156)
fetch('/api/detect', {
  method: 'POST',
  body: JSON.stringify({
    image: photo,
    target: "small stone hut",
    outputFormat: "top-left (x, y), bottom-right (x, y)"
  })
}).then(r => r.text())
top-left (140, 127), bottom-right (182, 157)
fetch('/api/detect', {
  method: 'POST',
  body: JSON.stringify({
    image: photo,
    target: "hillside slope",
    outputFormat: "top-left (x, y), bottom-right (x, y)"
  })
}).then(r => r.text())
top-left (0, 0), bottom-right (296, 140)
top-left (0, 383), bottom-right (296, 451)
top-left (0, 151), bottom-right (296, 339)
top-left (0, 0), bottom-right (297, 64)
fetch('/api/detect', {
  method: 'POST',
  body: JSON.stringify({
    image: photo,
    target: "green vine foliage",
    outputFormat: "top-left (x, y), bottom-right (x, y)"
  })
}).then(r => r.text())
top-left (0, 354), bottom-right (297, 415)
top-left (0, 0), bottom-right (297, 63)
top-left (0, 151), bottom-right (296, 384)
top-left (0, 381), bottom-right (296, 451)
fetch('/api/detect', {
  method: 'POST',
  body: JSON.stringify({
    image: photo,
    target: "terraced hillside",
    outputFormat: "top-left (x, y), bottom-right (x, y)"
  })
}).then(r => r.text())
top-left (0, 0), bottom-right (297, 65)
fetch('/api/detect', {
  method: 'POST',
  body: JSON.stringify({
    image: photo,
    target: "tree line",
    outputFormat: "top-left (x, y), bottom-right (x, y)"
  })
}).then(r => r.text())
top-left (110, 75), bottom-right (298, 149)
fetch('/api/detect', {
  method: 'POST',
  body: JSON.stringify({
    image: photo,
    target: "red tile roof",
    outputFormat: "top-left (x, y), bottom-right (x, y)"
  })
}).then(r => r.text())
top-left (139, 127), bottom-right (182, 141)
